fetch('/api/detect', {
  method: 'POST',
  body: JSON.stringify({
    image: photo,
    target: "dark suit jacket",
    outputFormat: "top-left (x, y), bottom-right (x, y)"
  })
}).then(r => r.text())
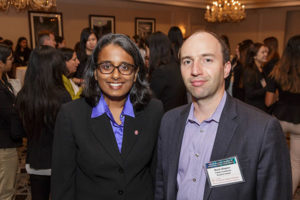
top-left (51, 98), bottom-right (163, 200)
top-left (155, 94), bottom-right (292, 200)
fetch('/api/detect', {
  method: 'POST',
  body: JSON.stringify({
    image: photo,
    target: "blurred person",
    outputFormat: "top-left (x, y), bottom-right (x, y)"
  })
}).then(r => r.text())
top-left (265, 35), bottom-right (300, 195)
top-left (2, 40), bottom-right (13, 50)
top-left (13, 37), bottom-right (31, 67)
top-left (146, 31), bottom-right (187, 112)
top-left (51, 33), bottom-right (163, 200)
top-left (37, 30), bottom-right (56, 48)
top-left (16, 46), bottom-right (71, 200)
top-left (243, 43), bottom-right (268, 112)
top-left (55, 36), bottom-right (66, 49)
top-left (155, 30), bottom-right (292, 200)
top-left (168, 26), bottom-right (183, 62)
top-left (228, 39), bottom-right (253, 101)
top-left (74, 27), bottom-right (98, 85)
top-left (0, 44), bottom-right (23, 200)
top-left (59, 47), bottom-right (82, 100)
top-left (263, 36), bottom-right (280, 76)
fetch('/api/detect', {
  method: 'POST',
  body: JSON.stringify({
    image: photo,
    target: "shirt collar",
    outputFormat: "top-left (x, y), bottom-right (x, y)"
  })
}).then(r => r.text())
top-left (91, 95), bottom-right (135, 119)
top-left (187, 92), bottom-right (227, 124)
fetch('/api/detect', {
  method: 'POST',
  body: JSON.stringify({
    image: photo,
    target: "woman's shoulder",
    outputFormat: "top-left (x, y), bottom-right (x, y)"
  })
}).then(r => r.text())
top-left (143, 98), bottom-right (164, 114)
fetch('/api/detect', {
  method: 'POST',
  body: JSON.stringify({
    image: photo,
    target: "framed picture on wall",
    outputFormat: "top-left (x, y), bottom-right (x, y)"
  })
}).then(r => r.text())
top-left (28, 11), bottom-right (63, 49)
top-left (135, 17), bottom-right (156, 39)
top-left (89, 15), bottom-right (115, 38)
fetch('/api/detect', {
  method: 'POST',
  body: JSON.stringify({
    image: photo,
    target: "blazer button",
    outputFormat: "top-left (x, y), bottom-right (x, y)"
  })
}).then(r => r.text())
top-left (118, 168), bottom-right (124, 174)
top-left (118, 190), bottom-right (124, 195)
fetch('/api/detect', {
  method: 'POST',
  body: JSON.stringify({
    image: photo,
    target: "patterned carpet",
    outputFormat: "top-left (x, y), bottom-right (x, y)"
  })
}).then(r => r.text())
top-left (15, 140), bottom-right (31, 200)
top-left (13, 139), bottom-right (300, 200)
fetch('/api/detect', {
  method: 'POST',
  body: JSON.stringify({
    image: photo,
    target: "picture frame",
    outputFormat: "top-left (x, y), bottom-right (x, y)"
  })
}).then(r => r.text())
top-left (89, 15), bottom-right (115, 38)
top-left (28, 11), bottom-right (63, 49)
top-left (135, 17), bottom-right (156, 39)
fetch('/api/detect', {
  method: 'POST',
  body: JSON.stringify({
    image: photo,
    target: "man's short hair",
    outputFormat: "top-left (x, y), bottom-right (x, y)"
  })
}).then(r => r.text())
top-left (37, 30), bottom-right (54, 46)
top-left (180, 30), bottom-right (230, 64)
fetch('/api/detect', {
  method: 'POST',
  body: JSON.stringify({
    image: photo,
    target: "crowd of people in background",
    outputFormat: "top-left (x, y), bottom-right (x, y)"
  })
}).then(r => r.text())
top-left (0, 25), bottom-right (299, 200)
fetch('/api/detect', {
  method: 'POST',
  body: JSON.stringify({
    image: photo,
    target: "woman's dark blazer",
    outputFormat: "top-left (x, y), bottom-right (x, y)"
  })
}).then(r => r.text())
top-left (0, 81), bottom-right (23, 148)
top-left (51, 97), bottom-right (164, 200)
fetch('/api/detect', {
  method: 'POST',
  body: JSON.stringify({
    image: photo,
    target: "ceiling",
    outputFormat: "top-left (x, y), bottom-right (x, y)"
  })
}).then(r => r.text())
top-left (126, 0), bottom-right (300, 9)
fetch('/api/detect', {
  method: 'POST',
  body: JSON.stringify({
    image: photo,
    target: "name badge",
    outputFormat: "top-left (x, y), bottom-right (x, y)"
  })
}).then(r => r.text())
top-left (204, 156), bottom-right (245, 188)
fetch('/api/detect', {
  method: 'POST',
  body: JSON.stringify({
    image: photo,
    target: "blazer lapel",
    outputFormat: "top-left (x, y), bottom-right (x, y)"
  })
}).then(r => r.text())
top-left (121, 109), bottom-right (144, 159)
top-left (167, 104), bottom-right (191, 198)
top-left (90, 114), bottom-right (123, 166)
top-left (203, 95), bottom-right (238, 200)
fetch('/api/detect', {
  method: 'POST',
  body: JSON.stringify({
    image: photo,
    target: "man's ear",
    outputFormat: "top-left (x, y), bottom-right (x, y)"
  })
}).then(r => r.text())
top-left (224, 61), bottom-right (231, 79)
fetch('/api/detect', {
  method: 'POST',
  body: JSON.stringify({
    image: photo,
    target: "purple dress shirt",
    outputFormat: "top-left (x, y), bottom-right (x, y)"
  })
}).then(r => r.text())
top-left (176, 93), bottom-right (227, 200)
top-left (91, 95), bottom-right (135, 153)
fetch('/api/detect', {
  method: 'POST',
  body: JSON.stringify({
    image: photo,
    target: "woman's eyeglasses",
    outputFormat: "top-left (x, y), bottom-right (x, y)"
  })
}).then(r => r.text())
top-left (96, 62), bottom-right (135, 75)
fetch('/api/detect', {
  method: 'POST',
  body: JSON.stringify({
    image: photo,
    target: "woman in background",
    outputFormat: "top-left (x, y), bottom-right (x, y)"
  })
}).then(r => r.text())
top-left (59, 48), bottom-right (82, 100)
top-left (74, 28), bottom-right (98, 85)
top-left (13, 37), bottom-right (31, 67)
top-left (265, 35), bottom-right (300, 196)
top-left (243, 43), bottom-right (268, 112)
top-left (147, 31), bottom-right (186, 112)
top-left (51, 34), bottom-right (163, 200)
top-left (168, 26), bottom-right (183, 62)
top-left (0, 44), bottom-right (23, 200)
top-left (16, 46), bottom-right (71, 200)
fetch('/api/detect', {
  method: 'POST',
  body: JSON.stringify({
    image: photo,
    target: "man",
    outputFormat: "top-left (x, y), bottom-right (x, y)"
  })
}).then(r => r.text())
top-left (37, 30), bottom-right (56, 48)
top-left (155, 31), bottom-right (292, 200)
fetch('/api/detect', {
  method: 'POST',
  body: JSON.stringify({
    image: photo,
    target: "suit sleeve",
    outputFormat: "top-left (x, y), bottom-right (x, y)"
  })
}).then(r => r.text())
top-left (154, 118), bottom-right (165, 200)
top-left (256, 118), bottom-right (292, 200)
top-left (51, 105), bottom-right (76, 200)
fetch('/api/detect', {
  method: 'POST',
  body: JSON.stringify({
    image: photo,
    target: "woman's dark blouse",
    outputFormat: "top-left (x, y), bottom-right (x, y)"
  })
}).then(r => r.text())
top-left (243, 66), bottom-right (267, 112)
top-left (266, 78), bottom-right (300, 123)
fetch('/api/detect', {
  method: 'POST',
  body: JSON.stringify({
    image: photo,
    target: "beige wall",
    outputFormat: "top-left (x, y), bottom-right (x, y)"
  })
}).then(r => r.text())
top-left (205, 6), bottom-right (300, 55)
top-left (1, 1), bottom-right (299, 54)
top-left (0, 0), bottom-right (203, 49)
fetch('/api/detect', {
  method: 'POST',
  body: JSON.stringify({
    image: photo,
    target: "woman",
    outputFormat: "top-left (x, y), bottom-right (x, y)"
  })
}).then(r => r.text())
top-left (13, 37), bottom-right (31, 67)
top-left (243, 43), bottom-right (268, 112)
top-left (51, 34), bottom-right (163, 200)
top-left (146, 31), bottom-right (186, 112)
top-left (167, 26), bottom-right (183, 62)
top-left (74, 28), bottom-right (98, 85)
top-left (0, 44), bottom-right (23, 200)
top-left (16, 46), bottom-right (71, 200)
top-left (59, 48), bottom-right (82, 100)
top-left (265, 35), bottom-right (300, 195)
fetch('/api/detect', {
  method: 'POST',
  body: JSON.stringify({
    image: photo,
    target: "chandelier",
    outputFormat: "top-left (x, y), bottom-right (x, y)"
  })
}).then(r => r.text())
top-left (0, 0), bottom-right (56, 11)
top-left (205, 0), bottom-right (246, 23)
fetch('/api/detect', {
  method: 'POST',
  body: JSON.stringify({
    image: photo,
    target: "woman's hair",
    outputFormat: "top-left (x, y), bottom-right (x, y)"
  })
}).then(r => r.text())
top-left (77, 28), bottom-right (97, 61)
top-left (168, 26), bottom-right (183, 61)
top-left (82, 33), bottom-right (151, 111)
top-left (15, 37), bottom-right (28, 52)
top-left (59, 47), bottom-right (75, 75)
top-left (243, 43), bottom-right (264, 83)
top-left (146, 31), bottom-right (173, 80)
top-left (263, 36), bottom-right (279, 61)
top-left (270, 35), bottom-right (300, 93)
top-left (0, 43), bottom-right (12, 63)
top-left (245, 43), bottom-right (264, 70)
top-left (0, 43), bottom-right (13, 91)
top-left (16, 46), bottom-right (67, 138)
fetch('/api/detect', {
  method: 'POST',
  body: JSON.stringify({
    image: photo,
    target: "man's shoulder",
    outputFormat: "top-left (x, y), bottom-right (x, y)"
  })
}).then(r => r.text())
top-left (227, 96), bottom-right (276, 125)
top-left (162, 104), bottom-right (191, 123)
